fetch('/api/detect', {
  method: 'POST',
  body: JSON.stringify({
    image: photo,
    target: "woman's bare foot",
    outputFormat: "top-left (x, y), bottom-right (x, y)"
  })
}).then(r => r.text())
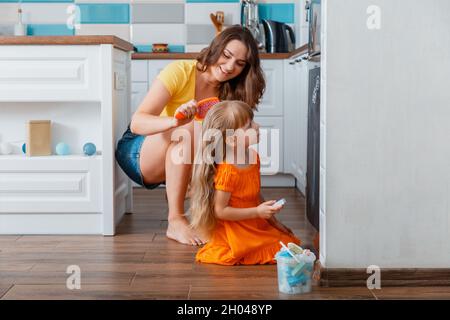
top-left (166, 216), bottom-right (206, 246)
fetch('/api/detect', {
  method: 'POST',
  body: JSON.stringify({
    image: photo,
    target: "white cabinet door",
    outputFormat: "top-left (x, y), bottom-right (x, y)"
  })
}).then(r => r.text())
top-left (257, 60), bottom-right (284, 116)
top-left (131, 82), bottom-right (148, 115)
top-left (129, 60), bottom-right (173, 118)
top-left (296, 59), bottom-right (309, 192)
top-left (284, 57), bottom-right (308, 193)
top-left (252, 116), bottom-right (283, 175)
top-left (148, 60), bottom-right (173, 85)
top-left (131, 60), bottom-right (148, 82)
top-left (284, 60), bottom-right (296, 177)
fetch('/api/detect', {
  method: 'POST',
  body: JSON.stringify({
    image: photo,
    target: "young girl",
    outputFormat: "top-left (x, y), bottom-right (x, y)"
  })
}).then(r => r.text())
top-left (190, 100), bottom-right (301, 265)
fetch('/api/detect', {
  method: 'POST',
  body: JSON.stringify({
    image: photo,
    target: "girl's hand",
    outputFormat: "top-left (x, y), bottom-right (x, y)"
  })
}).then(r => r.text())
top-left (256, 200), bottom-right (281, 219)
top-left (172, 100), bottom-right (198, 127)
top-left (268, 216), bottom-right (295, 237)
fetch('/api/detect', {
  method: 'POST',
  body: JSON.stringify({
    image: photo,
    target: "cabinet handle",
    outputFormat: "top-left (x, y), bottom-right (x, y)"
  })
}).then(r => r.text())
top-left (289, 61), bottom-right (296, 65)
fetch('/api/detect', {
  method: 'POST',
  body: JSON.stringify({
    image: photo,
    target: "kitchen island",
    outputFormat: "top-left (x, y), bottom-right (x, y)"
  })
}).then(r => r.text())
top-left (0, 36), bottom-right (134, 235)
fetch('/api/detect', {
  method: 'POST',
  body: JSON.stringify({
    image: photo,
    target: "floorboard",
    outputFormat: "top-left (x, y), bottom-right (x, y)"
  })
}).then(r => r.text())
top-left (1, 187), bottom-right (442, 299)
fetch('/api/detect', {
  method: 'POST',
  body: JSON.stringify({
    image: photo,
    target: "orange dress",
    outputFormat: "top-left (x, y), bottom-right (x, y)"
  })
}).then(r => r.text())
top-left (195, 155), bottom-right (301, 266)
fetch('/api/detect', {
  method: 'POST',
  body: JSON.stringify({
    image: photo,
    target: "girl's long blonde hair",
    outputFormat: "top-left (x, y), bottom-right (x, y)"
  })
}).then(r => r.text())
top-left (190, 100), bottom-right (254, 235)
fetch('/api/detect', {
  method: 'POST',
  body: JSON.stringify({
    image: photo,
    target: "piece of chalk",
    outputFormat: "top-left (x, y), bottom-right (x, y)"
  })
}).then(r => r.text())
top-left (287, 275), bottom-right (302, 287)
top-left (288, 243), bottom-right (304, 255)
top-left (273, 198), bottom-right (286, 207)
top-left (291, 261), bottom-right (306, 276)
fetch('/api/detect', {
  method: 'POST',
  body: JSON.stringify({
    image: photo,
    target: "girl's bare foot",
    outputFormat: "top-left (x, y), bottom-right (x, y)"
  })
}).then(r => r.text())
top-left (166, 216), bottom-right (206, 246)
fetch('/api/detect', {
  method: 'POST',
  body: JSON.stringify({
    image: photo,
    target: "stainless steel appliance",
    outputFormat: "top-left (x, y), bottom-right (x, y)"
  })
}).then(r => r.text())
top-left (305, 0), bottom-right (321, 231)
top-left (240, 0), bottom-right (265, 51)
top-left (306, 64), bottom-right (320, 231)
top-left (261, 19), bottom-right (295, 53)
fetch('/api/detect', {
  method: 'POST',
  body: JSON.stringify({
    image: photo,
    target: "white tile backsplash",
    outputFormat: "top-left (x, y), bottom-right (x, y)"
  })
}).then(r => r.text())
top-left (131, 0), bottom-right (183, 3)
top-left (185, 3), bottom-right (240, 25)
top-left (131, 24), bottom-right (185, 45)
top-left (21, 3), bottom-right (72, 24)
top-left (75, 0), bottom-right (130, 3)
top-left (185, 44), bottom-right (209, 53)
top-left (259, 0), bottom-right (296, 2)
top-left (4, 1), bottom-right (298, 53)
top-left (0, 4), bottom-right (21, 24)
top-left (76, 24), bottom-right (131, 41)
top-left (0, 3), bottom-right (19, 24)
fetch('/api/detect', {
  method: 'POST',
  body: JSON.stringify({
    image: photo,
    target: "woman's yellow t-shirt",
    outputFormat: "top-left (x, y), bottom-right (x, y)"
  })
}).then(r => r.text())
top-left (157, 60), bottom-right (197, 117)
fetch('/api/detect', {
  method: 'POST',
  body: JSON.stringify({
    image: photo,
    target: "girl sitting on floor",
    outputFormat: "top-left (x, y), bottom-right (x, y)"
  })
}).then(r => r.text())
top-left (190, 100), bottom-right (300, 265)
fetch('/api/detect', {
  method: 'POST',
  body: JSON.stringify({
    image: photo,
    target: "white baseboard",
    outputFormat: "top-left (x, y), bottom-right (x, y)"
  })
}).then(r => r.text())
top-left (0, 213), bottom-right (103, 235)
top-left (133, 174), bottom-right (297, 189)
top-left (261, 174), bottom-right (296, 187)
top-left (295, 180), bottom-right (306, 196)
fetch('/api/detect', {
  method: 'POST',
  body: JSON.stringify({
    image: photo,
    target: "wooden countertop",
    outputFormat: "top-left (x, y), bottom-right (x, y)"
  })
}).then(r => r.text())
top-left (132, 44), bottom-right (308, 60)
top-left (0, 36), bottom-right (134, 52)
top-left (0, 36), bottom-right (307, 58)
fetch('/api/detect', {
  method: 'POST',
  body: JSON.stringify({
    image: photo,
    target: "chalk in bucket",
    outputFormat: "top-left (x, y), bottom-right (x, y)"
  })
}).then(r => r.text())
top-left (275, 242), bottom-right (316, 294)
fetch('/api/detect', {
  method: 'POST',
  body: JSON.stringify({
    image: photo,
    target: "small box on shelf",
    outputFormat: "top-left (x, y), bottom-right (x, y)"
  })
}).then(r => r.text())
top-left (27, 120), bottom-right (51, 157)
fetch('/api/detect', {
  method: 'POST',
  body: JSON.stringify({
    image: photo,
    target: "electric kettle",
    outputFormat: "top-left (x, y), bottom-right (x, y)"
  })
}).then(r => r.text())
top-left (261, 19), bottom-right (295, 53)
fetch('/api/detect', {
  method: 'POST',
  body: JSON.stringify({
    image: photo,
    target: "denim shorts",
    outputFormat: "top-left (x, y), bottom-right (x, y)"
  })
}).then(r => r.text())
top-left (115, 125), bottom-right (164, 189)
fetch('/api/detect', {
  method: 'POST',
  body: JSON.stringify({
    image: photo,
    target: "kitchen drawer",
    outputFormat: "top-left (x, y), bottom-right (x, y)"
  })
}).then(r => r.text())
top-left (0, 46), bottom-right (101, 102)
top-left (131, 60), bottom-right (148, 82)
top-left (0, 156), bottom-right (102, 213)
top-left (252, 116), bottom-right (284, 175)
top-left (258, 60), bottom-right (284, 116)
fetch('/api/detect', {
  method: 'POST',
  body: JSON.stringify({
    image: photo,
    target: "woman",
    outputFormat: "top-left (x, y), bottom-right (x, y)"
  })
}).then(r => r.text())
top-left (115, 25), bottom-right (265, 246)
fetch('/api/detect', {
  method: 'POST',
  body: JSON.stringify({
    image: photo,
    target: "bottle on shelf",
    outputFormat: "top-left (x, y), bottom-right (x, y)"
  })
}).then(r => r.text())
top-left (14, 7), bottom-right (26, 36)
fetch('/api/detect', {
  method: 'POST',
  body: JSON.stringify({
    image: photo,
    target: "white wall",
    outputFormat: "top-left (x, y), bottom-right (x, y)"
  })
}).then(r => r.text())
top-left (322, 0), bottom-right (450, 268)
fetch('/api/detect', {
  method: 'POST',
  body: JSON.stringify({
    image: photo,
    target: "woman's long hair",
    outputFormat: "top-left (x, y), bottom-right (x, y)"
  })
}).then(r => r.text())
top-left (196, 25), bottom-right (266, 109)
top-left (190, 101), bottom-right (254, 235)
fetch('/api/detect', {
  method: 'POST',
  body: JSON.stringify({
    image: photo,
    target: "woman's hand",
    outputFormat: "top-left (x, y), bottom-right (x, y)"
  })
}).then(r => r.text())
top-left (256, 200), bottom-right (281, 219)
top-left (267, 216), bottom-right (295, 237)
top-left (172, 100), bottom-right (198, 127)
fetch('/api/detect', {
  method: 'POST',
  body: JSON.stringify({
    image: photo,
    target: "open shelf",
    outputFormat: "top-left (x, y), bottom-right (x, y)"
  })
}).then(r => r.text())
top-left (0, 154), bottom-right (102, 160)
top-left (0, 101), bottom-right (102, 156)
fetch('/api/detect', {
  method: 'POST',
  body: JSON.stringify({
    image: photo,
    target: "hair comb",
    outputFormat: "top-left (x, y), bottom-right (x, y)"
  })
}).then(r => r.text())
top-left (175, 97), bottom-right (220, 121)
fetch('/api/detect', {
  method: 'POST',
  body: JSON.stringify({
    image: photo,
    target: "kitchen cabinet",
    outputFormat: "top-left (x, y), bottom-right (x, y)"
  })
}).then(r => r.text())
top-left (0, 39), bottom-right (133, 235)
top-left (131, 82), bottom-right (148, 114)
top-left (257, 60), bottom-right (284, 116)
top-left (131, 60), bottom-right (149, 114)
top-left (148, 60), bottom-right (172, 84)
top-left (131, 60), bottom-right (148, 83)
top-left (252, 116), bottom-right (283, 175)
top-left (255, 60), bottom-right (284, 174)
top-left (284, 54), bottom-right (309, 194)
top-left (131, 60), bottom-right (172, 114)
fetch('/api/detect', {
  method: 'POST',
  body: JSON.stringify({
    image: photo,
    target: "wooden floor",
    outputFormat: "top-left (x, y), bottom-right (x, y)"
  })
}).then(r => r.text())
top-left (1, 187), bottom-right (449, 300)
